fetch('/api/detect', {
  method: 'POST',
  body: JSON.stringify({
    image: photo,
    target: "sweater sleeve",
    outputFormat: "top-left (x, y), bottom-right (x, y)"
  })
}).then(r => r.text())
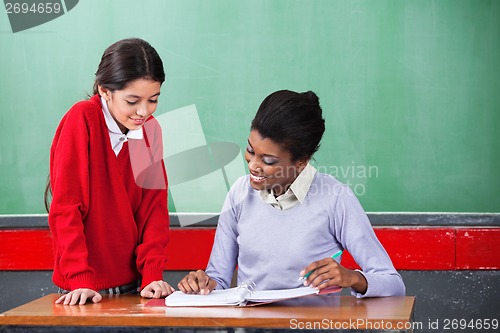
top-left (133, 119), bottom-right (170, 290)
top-left (48, 103), bottom-right (96, 291)
top-left (205, 178), bottom-right (243, 289)
top-left (332, 185), bottom-right (406, 298)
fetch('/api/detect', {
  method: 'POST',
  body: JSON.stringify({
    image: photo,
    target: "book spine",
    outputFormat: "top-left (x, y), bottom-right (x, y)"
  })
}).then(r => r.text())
top-left (236, 280), bottom-right (256, 306)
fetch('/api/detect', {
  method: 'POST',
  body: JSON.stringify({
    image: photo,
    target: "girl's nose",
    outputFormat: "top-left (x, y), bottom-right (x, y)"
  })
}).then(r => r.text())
top-left (136, 107), bottom-right (148, 117)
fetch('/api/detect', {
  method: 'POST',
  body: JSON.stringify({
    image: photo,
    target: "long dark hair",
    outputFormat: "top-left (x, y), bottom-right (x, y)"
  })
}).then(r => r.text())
top-left (44, 38), bottom-right (165, 212)
top-left (92, 38), bottom-right (165, 95)
top-left (251, 90), bottom-right (325, 162)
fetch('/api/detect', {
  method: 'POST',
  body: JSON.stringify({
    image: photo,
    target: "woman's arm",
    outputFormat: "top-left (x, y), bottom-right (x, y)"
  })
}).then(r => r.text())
top-left (177, 178), bottom-right (246, 294)
top-left (333, 185), bottom-right (405, 297)
top-left (203, 178), bottom-right (246, 289)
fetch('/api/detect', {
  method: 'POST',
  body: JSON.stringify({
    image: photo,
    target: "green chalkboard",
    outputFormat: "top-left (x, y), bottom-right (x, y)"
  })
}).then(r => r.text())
top-left (0, 0), bottom-right (499, 214)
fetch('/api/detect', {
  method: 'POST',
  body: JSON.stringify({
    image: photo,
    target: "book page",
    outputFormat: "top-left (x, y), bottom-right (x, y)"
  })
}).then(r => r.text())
top-left (247, 286), bottom-right (319, 302)
top-left (164, 284), bottom-right (341, 307)
top-left (165, 287), bottom-right (248, 307)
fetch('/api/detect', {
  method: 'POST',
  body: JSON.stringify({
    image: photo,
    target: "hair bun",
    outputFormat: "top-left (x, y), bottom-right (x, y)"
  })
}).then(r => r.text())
top-left (304, 91), bottom-right (319, 105)
top-left (251, 89), bottom-right (325, 162)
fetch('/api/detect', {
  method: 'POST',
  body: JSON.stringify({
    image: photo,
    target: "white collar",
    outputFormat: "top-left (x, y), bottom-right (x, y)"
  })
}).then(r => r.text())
top-left (289, 163), bottom-right (317, 203)
top-left (260, 163), bottom-right (317, 206)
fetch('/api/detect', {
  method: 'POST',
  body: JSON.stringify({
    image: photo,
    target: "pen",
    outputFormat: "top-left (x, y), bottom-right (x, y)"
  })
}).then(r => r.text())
top-left (298, 250), bottom-right (343, 281)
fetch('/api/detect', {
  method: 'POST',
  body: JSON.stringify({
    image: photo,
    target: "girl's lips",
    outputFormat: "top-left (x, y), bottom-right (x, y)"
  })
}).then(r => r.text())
top-left (130, 118), bottom-right (145, 125)
top-left (250, 173), bottom-right (266, 182)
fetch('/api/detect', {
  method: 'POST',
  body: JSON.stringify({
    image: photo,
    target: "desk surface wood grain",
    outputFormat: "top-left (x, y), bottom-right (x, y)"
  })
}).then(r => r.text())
top-left (0, 294), bottom-right (415, 329)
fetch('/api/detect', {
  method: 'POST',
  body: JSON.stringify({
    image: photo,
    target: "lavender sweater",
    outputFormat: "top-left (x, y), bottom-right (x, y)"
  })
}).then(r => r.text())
top-left (206, 174), bottom-right (405, 298)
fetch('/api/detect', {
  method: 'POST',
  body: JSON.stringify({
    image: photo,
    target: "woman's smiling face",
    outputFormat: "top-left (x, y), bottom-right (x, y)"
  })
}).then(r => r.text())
top-left (245, 129), bottom-right (305, 196)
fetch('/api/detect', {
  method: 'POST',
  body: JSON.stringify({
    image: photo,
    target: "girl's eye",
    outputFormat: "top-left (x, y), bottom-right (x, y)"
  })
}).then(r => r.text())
top-left (246, 146), bottom-right (254, 154)
top-left (126, 100), bottom-right (137, 105)
top-left (149, 99), bottom-right (158, 104)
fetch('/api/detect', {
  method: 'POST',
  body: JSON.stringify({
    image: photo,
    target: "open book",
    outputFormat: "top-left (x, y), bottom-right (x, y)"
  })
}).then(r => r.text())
top-left (164, 281), bottom-right (341, 307)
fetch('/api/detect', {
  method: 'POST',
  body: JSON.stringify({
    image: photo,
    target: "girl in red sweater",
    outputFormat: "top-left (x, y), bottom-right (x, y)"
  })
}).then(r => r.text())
top-left (46, 38), bottom-right (173, 305)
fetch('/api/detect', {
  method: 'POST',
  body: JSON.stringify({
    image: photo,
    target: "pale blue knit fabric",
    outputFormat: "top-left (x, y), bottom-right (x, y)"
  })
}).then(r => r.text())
top-left (206, 174), bottom-right (405, 298)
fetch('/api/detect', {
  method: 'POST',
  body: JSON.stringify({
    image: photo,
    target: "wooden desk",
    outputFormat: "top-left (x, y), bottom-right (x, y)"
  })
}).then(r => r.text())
top-left (0, 294), bottom-right (415, 332)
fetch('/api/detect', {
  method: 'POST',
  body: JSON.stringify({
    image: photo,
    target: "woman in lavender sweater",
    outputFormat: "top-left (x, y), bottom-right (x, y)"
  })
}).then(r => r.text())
top-left (178, 90), bottom-right (405, 298)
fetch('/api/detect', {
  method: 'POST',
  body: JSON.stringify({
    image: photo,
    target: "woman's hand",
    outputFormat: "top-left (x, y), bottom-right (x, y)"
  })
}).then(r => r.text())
top-left (300, 257), bottom-right (368, 294)
top-left (178, 270), bottom-right (217, 295)
top-left (140, 280), bottom-right (175, 298)
top-left (55, 288), bottom-right (102, 305)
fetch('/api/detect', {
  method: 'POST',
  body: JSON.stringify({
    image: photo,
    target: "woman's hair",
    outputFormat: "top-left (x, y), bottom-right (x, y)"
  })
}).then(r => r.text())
top-left (92, 38), bottom-right (165, 95)
top-left (45, 38), bottom-right (164, 212)
top-left (251, 90), bottom-right (326, 162)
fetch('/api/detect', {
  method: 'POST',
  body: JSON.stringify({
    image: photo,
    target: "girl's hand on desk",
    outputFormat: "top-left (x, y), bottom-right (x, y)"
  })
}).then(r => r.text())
top-left (55, 288), bottom-right (102, 305)
top-left (178, 270), bottom-right (217, 295)
top-left (301, 257), bottom-right (368, 294)
top-left (140, 280), bottom-right (175, 298)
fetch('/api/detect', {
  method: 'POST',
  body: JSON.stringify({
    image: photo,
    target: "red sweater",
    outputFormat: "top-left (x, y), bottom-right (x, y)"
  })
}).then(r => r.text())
top-left (49, 94), bottom-right (170, 292)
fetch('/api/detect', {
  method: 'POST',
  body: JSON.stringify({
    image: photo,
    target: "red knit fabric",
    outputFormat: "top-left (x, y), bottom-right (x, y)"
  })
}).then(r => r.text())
top-left (49, 94), bottom-right (170, 292)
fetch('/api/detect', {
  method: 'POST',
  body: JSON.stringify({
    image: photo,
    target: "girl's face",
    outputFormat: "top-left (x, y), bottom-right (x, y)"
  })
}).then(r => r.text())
top-left (245, 130), bottom-right (306, 196)
top-left (99, 78), bottom-right (161, 133)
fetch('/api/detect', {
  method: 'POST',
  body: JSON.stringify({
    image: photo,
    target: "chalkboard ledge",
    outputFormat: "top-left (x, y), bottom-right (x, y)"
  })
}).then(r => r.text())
top-left (0, 212), bottom-right (499, 228)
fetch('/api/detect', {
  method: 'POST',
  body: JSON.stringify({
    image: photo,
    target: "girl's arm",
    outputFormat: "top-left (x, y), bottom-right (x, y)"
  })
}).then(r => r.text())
top-left (48, 103), bottom-right (96, 291)
top-left (133, 119), bottom-right (170, 292)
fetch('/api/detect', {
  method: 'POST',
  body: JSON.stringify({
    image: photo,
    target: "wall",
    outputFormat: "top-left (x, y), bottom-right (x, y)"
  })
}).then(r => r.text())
top-left (0, 0), bottom-right (499, 214)
top-left (0, 1), bottom-right (499, 332)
